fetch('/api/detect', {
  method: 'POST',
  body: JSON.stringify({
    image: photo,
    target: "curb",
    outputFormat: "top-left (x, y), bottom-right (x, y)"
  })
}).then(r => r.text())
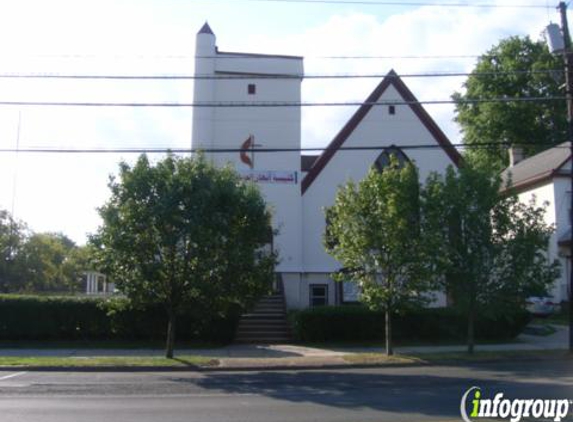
top-left (0, 362), bottom-right (427, 373)
top-left (0, 353), bottom-right (569, 372)
top-left (0, 365), bottom-right (205, 372)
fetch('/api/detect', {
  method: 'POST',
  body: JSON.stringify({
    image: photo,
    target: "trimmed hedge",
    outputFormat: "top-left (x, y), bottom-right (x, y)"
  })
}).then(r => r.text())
top-left (290, 305), bottom-right (531, 343)
top-left (0, 295), bottom-right (109, 340)
top-left (0, 295), bottom-right (241, 343)
top-left (0, 296), bottom-right (531, 344)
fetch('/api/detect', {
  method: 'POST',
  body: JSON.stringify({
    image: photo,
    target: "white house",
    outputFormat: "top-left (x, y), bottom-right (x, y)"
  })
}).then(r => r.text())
top-left (191, 23), bottom-right (462, 309)
top-left (502, 143), bottom-right (571, 303)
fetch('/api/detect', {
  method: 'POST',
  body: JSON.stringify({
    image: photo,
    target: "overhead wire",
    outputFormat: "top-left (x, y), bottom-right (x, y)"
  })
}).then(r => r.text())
top-left (0, 96), bottom-right (564, 108)
top-left (0, 53), bottom-right (484, 60)
top-left (196, 0), bottom-right (549, 8)
top-left (0, 0), bottom-right (559, 154)
top-left (0, 141), bottom-right (566, 155)
top-left (0, 69), bottom-right (562, 80)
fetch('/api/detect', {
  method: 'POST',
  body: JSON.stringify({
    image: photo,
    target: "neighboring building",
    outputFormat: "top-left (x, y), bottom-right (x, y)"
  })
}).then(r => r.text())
top-left (501, 143), bottom-right (571, 303)
top-left (84, 271), bottom-right (114, 295)
top-left (192, 23), bottom-right (461, 309)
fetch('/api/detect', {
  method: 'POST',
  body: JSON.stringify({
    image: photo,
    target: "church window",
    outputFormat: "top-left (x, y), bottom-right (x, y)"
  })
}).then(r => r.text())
top-left (373, 145), bottom-right (410, 172)
top-left (248, 84), bottom-right (256, 95)
top-left (388, 105), bottom-right (396, 115)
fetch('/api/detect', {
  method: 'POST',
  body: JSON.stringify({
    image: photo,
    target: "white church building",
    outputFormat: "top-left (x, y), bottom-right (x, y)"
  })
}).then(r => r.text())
top-left (192, 23), bottom-right (462, 309)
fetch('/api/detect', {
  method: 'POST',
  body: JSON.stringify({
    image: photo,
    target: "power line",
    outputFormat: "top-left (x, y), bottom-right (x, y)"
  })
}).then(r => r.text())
top-left (0, 53), bottom-right (483, 60)
top-left (0, 96), bottom-right (564, 108)
top-left (204, 0), bottom-right (549, 8)
top-left (0, 141), bottom-right (565, 154)
top-left (0, 69), bottom-right (561, 80)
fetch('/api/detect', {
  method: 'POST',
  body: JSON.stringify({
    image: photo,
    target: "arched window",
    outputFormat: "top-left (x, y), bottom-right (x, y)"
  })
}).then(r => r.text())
top-left (373, 145), bottom-right (410, 172)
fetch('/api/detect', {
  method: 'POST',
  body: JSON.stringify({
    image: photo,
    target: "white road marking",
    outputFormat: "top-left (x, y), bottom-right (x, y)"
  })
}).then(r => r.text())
top-left (0, 372), bottom-right (27, 381)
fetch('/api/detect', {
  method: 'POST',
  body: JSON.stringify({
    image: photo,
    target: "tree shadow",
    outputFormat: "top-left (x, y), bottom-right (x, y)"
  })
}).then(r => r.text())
top-left (169, 366), bottom-right (573, 419)
top-left (449, 357), bottom-right (573, 385)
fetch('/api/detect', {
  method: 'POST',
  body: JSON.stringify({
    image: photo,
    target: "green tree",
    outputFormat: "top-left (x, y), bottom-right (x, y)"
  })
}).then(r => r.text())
top-left (62, 244), bottom-right (100, 292)
top-left (0, 209), bottom-right (26, 292)
top-left (325, 161), bottom-right (436, 355)
top-left (92, 154), bottom-right (275, 358)
top-left (423, 163), bottom-right (560, 353)
top-left (453, 36), bottom-right (566, 170)
top-left (15, 232), bottom-right (77, 292)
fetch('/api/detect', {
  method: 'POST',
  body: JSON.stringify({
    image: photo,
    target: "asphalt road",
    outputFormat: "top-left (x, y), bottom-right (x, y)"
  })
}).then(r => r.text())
top-left (0, 360), bottom-right (571, 422)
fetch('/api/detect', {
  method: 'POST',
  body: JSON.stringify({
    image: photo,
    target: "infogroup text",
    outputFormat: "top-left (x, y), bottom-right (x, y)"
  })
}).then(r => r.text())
top-left (461, 386), bottom-right (571, 422)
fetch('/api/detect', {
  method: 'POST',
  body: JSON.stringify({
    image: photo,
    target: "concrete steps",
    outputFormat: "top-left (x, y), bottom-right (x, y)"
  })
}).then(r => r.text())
top-left (235, 293), bottom-right (292, 344)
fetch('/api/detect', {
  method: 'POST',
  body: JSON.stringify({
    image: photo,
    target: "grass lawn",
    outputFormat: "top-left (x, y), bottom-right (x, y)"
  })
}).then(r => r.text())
top-left (531, 313), bottom-right (569, 327)
top-left (342, 349), bottom-right (572, 365)
top-left (298, 337), bottom-right (523, 349)
top-left (342, 354), bottom-right (424, 365)
top-left (0, 355), bottom-right (218, 368)
top-left (0, 340), bottom-right (220, 350)
top-left (545, 310), bottom-right (569, 326)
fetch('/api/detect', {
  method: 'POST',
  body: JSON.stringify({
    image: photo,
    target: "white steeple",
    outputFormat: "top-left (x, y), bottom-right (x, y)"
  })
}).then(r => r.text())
top-left (191, 22), bottom-right (216, 153)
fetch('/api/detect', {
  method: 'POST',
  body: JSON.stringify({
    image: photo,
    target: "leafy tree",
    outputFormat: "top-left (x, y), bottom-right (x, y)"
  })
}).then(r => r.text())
top-left (423, 163), bottom-right (560, 353)
top-left (0, 210), bottom-right (26, 292)
top-left (453, 36), bottom-right (566, 169)
top-left (15, 232), bottom-right (78, 292)
top-left (0, 213), bottom-right (87, 293)
top-left (92, 154), bottom-right (275, 358)
top-left (62, 244), bottom-right (100, 293)
top-left (325, 161), bottom-right (437, 355)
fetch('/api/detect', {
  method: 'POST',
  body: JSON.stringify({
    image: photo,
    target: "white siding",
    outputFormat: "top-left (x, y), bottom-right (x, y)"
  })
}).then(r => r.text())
top-left (301, 85), bottom-right (456, 275)
top-left (191, 27), bottom-right (458, 308)
top-left (191, 29), bottom-right (304, 273)
top-left (517, 175), bottom-right (570, 302)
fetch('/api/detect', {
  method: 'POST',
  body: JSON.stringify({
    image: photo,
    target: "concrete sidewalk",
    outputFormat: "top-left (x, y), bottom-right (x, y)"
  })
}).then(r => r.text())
top-left (0, 324), bottom-right (567, 361)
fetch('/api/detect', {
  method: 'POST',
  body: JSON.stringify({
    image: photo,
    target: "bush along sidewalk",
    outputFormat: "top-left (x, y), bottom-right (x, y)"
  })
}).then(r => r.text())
top-left (0, 296), bottom-right (530, 346)
top-left (0, 295), bottom-right (240, 344)
top-left (290, 305), bottom-right (531, 343)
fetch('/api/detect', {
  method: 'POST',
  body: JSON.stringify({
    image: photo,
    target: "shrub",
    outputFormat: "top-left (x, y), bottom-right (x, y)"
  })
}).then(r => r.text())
top-left (0, 294), bottom-right (241, 343)
top-left (291, 305), bottom-right (531, 343)
top-left (0, 295), bottom-right (109, 340)
top-left (100, 297), bottom-right (242, 343)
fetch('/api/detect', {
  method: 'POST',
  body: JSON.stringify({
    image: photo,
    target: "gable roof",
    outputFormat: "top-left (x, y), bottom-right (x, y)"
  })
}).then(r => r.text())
top-left (501, 142), bottom-right (571, 193)
top-left (300, 69), bottom-right (462, 195)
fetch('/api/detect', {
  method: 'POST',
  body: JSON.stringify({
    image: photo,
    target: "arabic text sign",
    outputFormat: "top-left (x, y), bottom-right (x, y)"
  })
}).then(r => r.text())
top-left (239, 170), bottom-right (298, 184)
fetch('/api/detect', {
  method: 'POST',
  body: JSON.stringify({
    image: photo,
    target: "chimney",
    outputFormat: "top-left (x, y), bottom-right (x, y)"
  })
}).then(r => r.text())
top-left (509, 146), bottom-right (524, 167)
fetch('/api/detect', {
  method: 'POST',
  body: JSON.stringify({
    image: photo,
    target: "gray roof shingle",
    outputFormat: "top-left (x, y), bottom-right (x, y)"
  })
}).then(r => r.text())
top-left (501, 142), bottom-right (571, 191)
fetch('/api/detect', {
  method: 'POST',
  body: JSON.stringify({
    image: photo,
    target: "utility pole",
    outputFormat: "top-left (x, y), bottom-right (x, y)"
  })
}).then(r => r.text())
top-left (557, 1), bottom-right (573, 353)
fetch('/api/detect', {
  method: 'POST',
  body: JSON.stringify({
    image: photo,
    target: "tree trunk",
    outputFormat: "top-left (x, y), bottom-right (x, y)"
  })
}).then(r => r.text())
top-left (385, 308), bottom-right (393, 356)
top-left (165, 311), bottom-right (177, 359)
top-left (467, 300), bottom-right (475, 355)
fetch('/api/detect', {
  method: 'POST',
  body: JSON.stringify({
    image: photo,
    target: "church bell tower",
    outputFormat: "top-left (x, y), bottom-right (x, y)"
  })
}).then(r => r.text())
top-left (191, 23), bottom-right (305, 277)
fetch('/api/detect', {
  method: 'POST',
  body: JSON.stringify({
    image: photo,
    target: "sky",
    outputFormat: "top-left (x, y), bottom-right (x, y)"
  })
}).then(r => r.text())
top-left (0, 0), bottom-right (563, 245)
